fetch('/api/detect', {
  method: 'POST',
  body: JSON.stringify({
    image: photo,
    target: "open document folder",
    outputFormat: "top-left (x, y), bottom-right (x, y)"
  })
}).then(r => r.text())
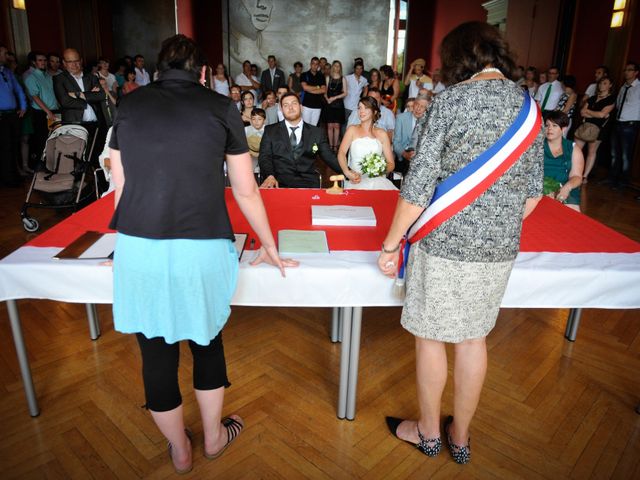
top-left (278, 230), bottom-right (329, 254)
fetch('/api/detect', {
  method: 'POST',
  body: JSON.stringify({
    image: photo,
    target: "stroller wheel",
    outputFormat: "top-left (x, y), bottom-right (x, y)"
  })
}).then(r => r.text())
top-left (22, 217), bottom-right (40, 233)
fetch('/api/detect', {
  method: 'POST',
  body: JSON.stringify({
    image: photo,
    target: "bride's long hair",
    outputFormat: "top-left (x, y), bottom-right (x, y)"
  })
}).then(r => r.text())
top-left (358, 97), bottom-right (381, 132)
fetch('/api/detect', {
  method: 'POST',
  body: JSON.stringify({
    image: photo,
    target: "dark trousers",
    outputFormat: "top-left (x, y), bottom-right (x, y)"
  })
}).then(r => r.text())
top-left (29, 109), bottom-right (51, 167)
top-left (0, 111), bottom-right (20, 185)
top-left (609, 121), bottom-right (640, 184)
top-left (136, 332), bottom-right (230, 412)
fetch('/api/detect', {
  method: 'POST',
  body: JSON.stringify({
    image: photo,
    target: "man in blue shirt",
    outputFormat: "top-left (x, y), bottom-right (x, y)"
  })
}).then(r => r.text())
top-left (0, 45), bottom-right (27, 187)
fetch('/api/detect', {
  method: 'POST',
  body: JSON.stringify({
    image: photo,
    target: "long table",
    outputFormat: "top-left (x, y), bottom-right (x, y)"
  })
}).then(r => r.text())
top-left (2, 189), bottom-right (639, 419)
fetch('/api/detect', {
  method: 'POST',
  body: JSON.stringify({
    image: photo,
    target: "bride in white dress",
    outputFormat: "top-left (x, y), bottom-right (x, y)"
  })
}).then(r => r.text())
top-left (337, 97), bottom-right (397, 190)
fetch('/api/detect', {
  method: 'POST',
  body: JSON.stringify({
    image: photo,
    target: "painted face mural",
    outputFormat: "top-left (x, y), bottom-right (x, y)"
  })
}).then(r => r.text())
top-left (241, 0), bottom-right (274, 31)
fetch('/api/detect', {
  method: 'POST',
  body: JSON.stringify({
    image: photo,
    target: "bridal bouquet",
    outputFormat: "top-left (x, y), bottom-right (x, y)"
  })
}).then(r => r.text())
top-left (359, 152), bottom-right (387, 178)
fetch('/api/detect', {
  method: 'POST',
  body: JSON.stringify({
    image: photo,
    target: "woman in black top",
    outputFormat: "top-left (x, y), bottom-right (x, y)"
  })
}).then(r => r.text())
top-left (240, 90), bottom-right (255, 125)
top-left (322, 60), bottom-right (347, 150)
top-left (379, 64), bottom-right (400, 112)
top-left (109, 35), bottom-right (297, 474)
top-left (577, 77), bottom-right (616, 182)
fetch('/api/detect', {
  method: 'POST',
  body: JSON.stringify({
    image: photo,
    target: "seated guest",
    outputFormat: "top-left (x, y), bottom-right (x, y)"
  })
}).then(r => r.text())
top-left (403, 97), bottom-right (415, 113)
top-left (235, 60), bottom-right (260, 100)
top-left (229, 84), bottom-right (242, 111)
top-left (403, 58), bottom-right (433, 98)
top-left (347, 87), bottom-right (395, 140)
top-left (24, 51), bottom-right (60, 165)
top-left (121, 69), bottom-right (139, 95)
top-left (261, 89), bottom-right (276, 109)
top-left (259, 55), bottom-right (285, 95)
top-left (393, 92), bottom-right (431, 175)
top-left (245, 107), bottom-right (266, 170)
top-left (134, 54), bottom-right (150, 86)
top-left (300, 57), bottom-right (326, 126)
top-left (240, 90), bottom-right (255, 126)
top-left (212, 63), bottom-right (232, 96)
top-left (535, 66), bottom-right (562, 112)
top-left (544, 111), bottom-right (584, 211)
top-left (266, 85), bottom-right (289, 125)
top-left (523, 66), bottom-right (539, 97)
top-left (47, 52), bottom-right (62, 77)
top-left (288, 61), bottom-right (303, 94)
top-left (258, 91), bottom-right (341, 188)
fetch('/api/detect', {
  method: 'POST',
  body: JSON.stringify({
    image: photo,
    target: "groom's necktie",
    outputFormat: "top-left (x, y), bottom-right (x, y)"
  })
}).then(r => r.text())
top-left (289, 126), bottom-right (299, 148)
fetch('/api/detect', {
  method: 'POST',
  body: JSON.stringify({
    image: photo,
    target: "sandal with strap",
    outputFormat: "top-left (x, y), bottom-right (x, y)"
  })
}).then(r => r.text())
top-left (204, 416), bottom-right (244, 460)
top-left (386, 416), bottom-right (442, 457)
top-left (444, 416), bottom-right (471, 464)
top-left (168, 428), bottom-right (193, 475)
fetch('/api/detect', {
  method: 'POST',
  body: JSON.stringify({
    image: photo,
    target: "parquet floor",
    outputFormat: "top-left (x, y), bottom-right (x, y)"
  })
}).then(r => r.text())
top-left (0, 172), bottom-right (639, 479)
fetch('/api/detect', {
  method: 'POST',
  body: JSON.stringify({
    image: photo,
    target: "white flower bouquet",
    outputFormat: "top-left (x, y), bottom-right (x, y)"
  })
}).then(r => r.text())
top-left (358, 152), bottom-right (387, 178)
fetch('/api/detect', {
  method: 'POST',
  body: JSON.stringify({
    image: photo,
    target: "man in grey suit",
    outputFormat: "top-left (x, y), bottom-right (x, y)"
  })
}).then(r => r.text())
top-left (392, 92), bottom-right (431, 174)
top-left (259, 55), bottom-right (285, 100)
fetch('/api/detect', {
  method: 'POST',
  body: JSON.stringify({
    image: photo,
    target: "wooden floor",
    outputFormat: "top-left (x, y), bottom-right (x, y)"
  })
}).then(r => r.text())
top-left (1, 171), bottom-right (639, 479)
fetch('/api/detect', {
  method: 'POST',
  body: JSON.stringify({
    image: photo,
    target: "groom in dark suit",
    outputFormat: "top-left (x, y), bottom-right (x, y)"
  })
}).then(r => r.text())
top-left (259, 92), bottom-right (341, 188)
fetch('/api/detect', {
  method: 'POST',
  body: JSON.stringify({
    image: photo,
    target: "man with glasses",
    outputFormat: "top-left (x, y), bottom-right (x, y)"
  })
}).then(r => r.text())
top-left (393, 92), bottom-right (432, 175)
top-left (53, 48), bottom-right (108, 164)
top-left (609, 62), bottom-right (640, 191)
top-left (0, 45), bottom-right (27, 187)
top-left (535, 66), bottom-right (563, 113)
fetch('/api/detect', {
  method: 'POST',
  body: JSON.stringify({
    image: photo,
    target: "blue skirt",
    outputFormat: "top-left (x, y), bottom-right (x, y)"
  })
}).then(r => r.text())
top-left (113, 233), bottom-right (239, 345)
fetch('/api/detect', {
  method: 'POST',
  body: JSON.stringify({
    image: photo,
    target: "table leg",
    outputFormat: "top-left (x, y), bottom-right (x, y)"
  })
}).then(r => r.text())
top-left (564, 308), bottom-right (582, 342)
top-left (337, 307), bottom-right (353, 419)
top-left (6, 300), bottom-right (40, 417)
top-left (331, 307), bottom-right (340, 343)
top-left (85, 303), bottom-right (100, 340)
top-left (346, 307), bottom-right (363, 420)
top-left (337, 307), bottom-right (344, 342)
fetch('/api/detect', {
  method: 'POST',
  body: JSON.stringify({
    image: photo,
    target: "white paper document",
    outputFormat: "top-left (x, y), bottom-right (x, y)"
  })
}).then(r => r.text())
top-left (311, 205), bottom-right (377, 227)
top-left (78, 233), bottom-right (117, 259)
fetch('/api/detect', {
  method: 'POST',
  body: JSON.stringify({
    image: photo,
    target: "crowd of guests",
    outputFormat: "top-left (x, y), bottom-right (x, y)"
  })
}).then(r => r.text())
top-left (1, 41), bottom-right (639, 205)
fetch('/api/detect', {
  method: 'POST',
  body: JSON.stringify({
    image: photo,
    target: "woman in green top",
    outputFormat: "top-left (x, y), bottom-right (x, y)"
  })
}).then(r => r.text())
top-left (543, 111), bottom-right (584, 211)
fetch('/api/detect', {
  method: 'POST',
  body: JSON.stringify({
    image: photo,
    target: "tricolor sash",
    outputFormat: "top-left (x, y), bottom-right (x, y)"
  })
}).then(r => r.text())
top-left (397, 91), bottom-right (541, 281)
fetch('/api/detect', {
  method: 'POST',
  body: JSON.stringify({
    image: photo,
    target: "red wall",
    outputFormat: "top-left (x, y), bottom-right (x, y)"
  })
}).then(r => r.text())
top-left (566, 0), bottom-right (613, 93)
top-left (25, 0), bottom-right (64, 54)
top-left (175, 0), bottom-right (222, 65)
top-left (429, 0), bottom-right (487, 71)
top-left (405, 0), bottom-right (486, 73)
top-left (176, 0), bottom-right (195, 38)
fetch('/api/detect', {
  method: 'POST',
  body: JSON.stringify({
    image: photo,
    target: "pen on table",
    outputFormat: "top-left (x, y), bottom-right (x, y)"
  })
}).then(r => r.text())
top-left (249, 238), bottom-right (256, 250)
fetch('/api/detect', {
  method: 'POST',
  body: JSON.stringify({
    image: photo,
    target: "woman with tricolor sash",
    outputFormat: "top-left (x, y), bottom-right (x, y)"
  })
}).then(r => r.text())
top-left (379, 22), bottom-right (544, 464)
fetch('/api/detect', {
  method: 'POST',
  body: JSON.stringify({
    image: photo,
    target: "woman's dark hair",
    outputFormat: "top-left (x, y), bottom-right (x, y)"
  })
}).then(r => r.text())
top-left (293, 61), bottom-right (303, 69)
top-left (358, 96), bottom-right (381, 128)
top-left (240, 90), bottom-right (255, 108)
top-left (440, 21), bottom-right (516, 84)
top-left (544, 110), bottom-right (570, 128)
top-left (379, 65), bottom-right (394, 79)
top-left (561, 74), bottom-right (576, 90)
top-left (369, 68), bottom-right (381, 83)
top-left (157, 34), bottom-right (206, 74)
top-left (596, 76), bottom-right (613, 94)
top-left (125, 68), bottom-right (136, 80)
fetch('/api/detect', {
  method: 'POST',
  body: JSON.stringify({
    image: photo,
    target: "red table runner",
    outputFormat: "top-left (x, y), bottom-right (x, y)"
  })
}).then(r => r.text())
top-left (26, 189), bottom-right (640, 254)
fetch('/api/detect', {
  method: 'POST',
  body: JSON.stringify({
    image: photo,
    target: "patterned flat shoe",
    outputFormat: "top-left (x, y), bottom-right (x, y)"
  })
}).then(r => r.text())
top-left (386, 416), bottom-right (442, 457)
top-left (444, 415), bottom-right (471, 464)
top-left (204, 416), bottom-right (244, 460)
top-left (168, 428), bottom-right (193, 475)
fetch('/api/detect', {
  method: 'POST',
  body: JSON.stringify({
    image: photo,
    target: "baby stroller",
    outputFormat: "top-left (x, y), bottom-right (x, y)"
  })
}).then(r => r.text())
top-left (21, 124), bottom-right (99, 232)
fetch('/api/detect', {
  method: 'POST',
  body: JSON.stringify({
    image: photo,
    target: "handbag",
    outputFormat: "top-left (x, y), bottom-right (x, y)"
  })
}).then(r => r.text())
top-left (574, 121), bottom-right (600, 142)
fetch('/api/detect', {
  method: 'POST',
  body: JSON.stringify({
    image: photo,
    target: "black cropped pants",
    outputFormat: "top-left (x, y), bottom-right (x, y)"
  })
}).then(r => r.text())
top-left (135, 332), bottom-right (230, 412)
